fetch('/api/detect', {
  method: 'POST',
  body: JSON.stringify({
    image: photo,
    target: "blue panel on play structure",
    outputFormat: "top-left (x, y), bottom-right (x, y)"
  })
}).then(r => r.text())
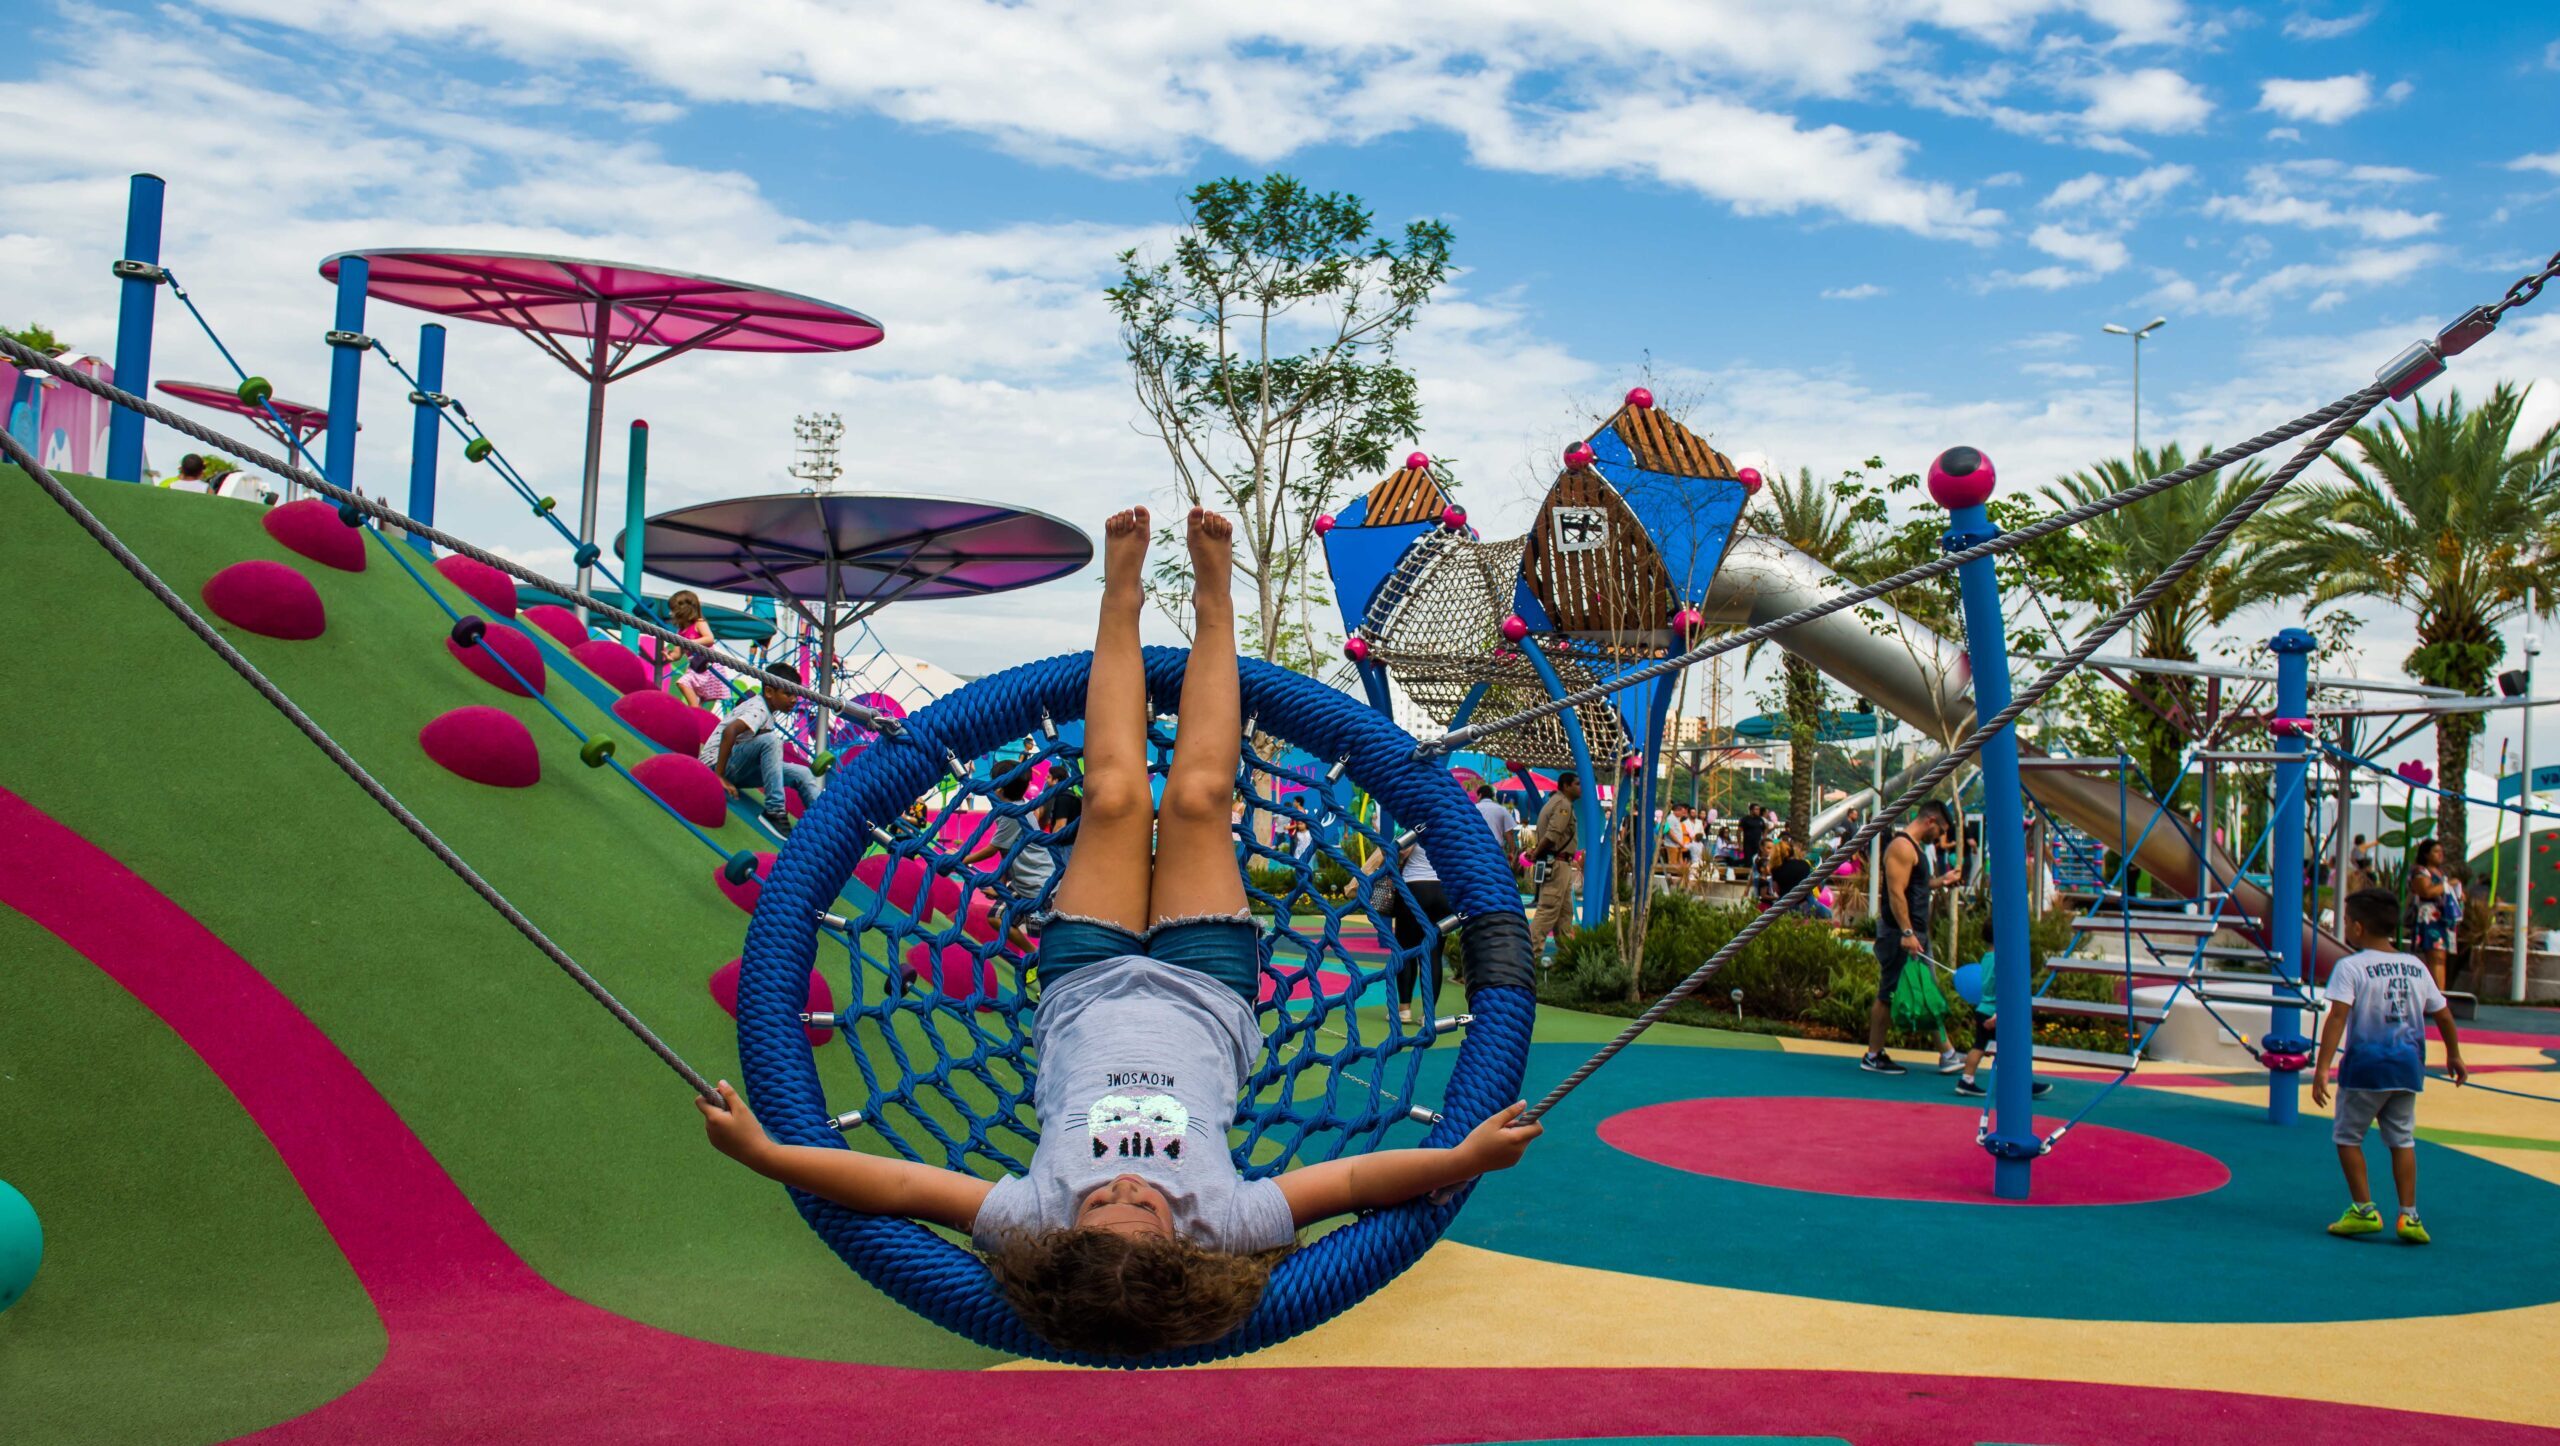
top-left (1322, 519), bottom-right (1433, 634)
top-left (1586, 426), bottom-right (1750, 604)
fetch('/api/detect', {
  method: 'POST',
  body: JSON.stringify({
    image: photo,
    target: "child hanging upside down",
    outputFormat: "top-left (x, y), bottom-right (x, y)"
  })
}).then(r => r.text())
top-left (697, 506), bottom-right (1543, 1356)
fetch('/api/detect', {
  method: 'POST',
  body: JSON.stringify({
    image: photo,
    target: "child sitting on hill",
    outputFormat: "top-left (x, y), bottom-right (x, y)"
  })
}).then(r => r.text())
top-left (660, 590), bottom-right (723, 709)
top-left (2314, 887), bottom-right (2469, 1243)
top-left (696, 505), bottom-right (1542, 1356)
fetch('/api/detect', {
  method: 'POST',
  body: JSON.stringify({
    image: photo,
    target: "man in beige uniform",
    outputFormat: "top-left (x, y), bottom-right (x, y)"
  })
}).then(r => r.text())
top-left (1528, 772), bottom-right (1582, 962)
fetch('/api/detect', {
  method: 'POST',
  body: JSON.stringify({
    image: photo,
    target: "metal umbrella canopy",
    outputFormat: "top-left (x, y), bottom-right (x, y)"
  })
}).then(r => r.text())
top-left (157, 379), bottom-right (338, 496)
top-left (316, 249), bottom-right (883, 602)
top-left (622, 492), bottom-right (1091, 695)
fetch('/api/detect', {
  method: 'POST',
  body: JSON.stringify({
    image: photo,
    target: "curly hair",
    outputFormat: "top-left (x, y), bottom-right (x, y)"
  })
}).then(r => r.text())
top-left (981, 1228), bottom-right (1292, 1356)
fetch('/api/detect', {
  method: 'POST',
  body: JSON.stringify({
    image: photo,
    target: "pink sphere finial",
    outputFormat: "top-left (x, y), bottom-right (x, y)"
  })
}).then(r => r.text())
top-left (1625, 386), bottom-right (1654, 410)
top-left (1313, 513), bottom-right (1335, 537)
top-left (1927, 447), bottom-right (1998, 509)
top-left (1344, 636), bottom-right (1371, 663)
top-left (1670, 607), bottom-right (1704, 634)
top-left (1405, 450), bottom-right (1431, 471)
top-left (1564, 442), bottom-right (1596, 471)
top-left (1500, 614), bottom-right (1530, 642)
top-left (1621, 753), bottom-right (1643, 774)
top-left (1441, 504), bottom-right (1468, 530)
top-left (1736, 466), bottom-right (1763, 495)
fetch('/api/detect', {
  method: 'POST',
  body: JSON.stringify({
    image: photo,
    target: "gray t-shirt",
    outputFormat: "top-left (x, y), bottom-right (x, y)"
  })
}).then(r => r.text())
top-left (971, 956), bottom-right (1294, 1253)
top-left (992, 812), bottom-right (1057, 899)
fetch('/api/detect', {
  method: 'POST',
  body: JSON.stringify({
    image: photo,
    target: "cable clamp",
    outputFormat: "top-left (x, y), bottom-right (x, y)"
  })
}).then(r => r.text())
top-left (111, 259), bottom-right (167, 284)
top-left (406, 389), bottom-right (452, 408)
top-left (1405, 1104), bottom-right (1444, 1126)
top-left (325, 329), bottom-right (373, 351)
top-left (2376, 338), bottom-right (2446, 401)
top-left (2266, 716), bottom-right (2316, 738)
top-left (2435, 305), bottom-right (2498, 359)
top-left (815, 910), bottom-right (849, 930)
top-left (1980, 1132), bottom-right (2043, 1161)
top-left (801, 1012), bottom-right (841, 1029)
top-left (1432, 1013), bottom-right (1474, 1031)
top-left (830, 1109), bottom-right (867, 1131)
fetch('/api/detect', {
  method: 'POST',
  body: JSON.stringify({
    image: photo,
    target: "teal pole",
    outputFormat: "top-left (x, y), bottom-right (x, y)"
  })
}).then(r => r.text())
top-left (105, 174), bottom-right (165, 483)
top-left (2267, 628), bottom-right (2316, 1125)
top-left (1934, 446), bottom-right (2038, 1200)
top-left (621, 419), bottom-right (650, 649)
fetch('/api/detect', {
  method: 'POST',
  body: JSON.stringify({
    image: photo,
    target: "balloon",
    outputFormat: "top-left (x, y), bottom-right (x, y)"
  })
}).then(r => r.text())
top-left (1951, 962), bottom-right (1988, 1008)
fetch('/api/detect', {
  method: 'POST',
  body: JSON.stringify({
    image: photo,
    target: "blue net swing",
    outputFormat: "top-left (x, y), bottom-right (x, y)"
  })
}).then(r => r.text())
top-left (735, 646), bottom-right (1537, 1367)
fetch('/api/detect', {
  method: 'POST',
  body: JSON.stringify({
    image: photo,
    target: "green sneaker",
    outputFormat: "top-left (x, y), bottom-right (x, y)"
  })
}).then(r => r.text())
top-left (2397, 1212), bottom-right (2431, 1245)
top-left (2328, 1203), bottom-right (2385, 1237)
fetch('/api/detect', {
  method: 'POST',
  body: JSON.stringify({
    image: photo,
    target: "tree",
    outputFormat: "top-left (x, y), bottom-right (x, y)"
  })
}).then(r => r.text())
top-left (2039, 444), bottom-right (2282, 802)
top-left (2254, 385), bottom-right (2560, 866)
top-left (2, 322), bottom-right (62, 355)
top-left (1109, 176), bottom-right (1452, 671)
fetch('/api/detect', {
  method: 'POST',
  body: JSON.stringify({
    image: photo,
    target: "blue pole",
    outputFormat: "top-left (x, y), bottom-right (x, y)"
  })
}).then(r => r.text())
top-left (105, 173), bottom-right (165, 483)
top-left (2267, 627), bottom-right (2316, 1126)
top-left (323, 256), bottom-right (369, 502)
top-left (404, 323), bottom-right (445, 556)
top-left (1517, 636), bottom-right (1609, 927)
top-left (1934, 447), bottom-right (2038, 1200)
top-left (622, 419), bottom-right (650, 649)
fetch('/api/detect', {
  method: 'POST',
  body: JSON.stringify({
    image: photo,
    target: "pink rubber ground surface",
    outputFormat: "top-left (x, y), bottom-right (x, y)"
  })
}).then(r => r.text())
top-left (2, 784), bottom-right (2543, 1445)
top-left (1600, 1096), bottom-right (2232, 1206)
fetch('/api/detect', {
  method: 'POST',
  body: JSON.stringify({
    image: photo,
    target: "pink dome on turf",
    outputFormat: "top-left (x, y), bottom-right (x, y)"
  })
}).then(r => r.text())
top-left (631, 753), bottom-right (729, 828)
top-left (418, 706), bottom-right (541, 787)
top-left (202, 559), bottom-right (325, 640)
top-left (612, 689), bottom-right (714, 753)
top-left (707, 958), bottom-right (837, 1045)
top-left (714, 852), bottom-right (779, 913)
top-left (434, 554), bottom-right (519, 618)
top-left (522, 604), bottom-right (589, 649)
top-left (572, 638), bottom-right (653, 695)
top-left (261, 498), bottom-right (367, 572)
top-left (904, 941), bottom-right (999, 1007)
top-left (446, 623), bottom-right (547, 697)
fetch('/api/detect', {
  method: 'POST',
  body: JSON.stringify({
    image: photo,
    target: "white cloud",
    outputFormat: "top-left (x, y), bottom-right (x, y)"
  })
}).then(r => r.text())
top-left (2028, 224), bottom-right (2130, 273)
top-left (2256, 74), bottom-right (2374, 125)
top-left (2511, 151), bottom-right (2560, 177)
top-left (2281, 8), bottom-right (2376, 41)
top-left (2039, 163), bottom-right (2192, 218)
top-left (1820, 283), bottom-right (1885, 300)
top-left (2266, 126), bottom-right (2303, 143)
top-left (1984, 263), bottom-right (2089, 292)
top-left (2203, 165), bottom-right (2438, 241)
top-left (2174, 245), bottom-right (2446, 316)
top-left (1982, 171), bottom-right (2025, 188)
top-left (2078, 68), bottom-right (2213, 135)
top-left (2021, 361), bottom-right (2099, 378)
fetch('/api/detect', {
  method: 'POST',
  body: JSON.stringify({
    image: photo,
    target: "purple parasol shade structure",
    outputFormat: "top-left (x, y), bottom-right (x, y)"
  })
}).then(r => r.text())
top-left (158, 379), bottom-right (341, 496)
top-left (318, 248), bottom-right (884, 602)
top-left (623, 492), bottom-right (1090, 694)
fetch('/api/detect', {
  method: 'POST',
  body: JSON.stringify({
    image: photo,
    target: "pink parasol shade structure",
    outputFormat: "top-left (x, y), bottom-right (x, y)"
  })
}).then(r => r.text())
top-left (318, 249), bottom-right (883, 600)
top-left (625, 491), bottom-right (1088, 696)
top-left (157, 379), bottom-right (340, 492)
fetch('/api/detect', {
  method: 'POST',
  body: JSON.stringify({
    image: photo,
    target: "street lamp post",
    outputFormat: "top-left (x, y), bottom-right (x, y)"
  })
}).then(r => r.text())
top-left (2101, 316), bottom-right (2168, 455)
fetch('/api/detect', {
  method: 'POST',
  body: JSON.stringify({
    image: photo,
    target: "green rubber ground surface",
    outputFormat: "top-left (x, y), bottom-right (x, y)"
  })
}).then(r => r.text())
top-left (0, 906), bottom-right (383, 1445)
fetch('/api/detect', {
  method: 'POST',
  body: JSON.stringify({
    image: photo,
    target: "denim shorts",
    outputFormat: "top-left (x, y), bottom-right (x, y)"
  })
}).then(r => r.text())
top-left (1036, 914), bottom-right (1261, 1004)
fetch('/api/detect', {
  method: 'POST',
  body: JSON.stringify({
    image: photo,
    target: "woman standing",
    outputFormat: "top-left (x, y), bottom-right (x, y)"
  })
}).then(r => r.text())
top-left (2409, 838), bottom-right (2458, 989)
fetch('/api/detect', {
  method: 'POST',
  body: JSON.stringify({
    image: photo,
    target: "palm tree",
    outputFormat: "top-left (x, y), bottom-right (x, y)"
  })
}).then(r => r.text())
top-left (2041, 444), bottom-right (2282, 803)
top-left (1748, 467), bottom-right (1877, 831)
top-left (2254, 385), bottom-right (2560, 867)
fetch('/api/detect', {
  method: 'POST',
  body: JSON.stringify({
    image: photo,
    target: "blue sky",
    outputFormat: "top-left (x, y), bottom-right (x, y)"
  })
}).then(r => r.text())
top-left (5, 0), bottom-right (2558, 772)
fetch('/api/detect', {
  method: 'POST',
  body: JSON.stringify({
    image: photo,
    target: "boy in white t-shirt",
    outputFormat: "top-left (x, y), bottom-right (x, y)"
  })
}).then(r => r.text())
top-left (2312, 887), bottom-right (2470, 1243)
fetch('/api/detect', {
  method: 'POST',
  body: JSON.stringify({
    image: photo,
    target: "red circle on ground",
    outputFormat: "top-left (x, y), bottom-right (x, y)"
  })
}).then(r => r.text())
top-left (1599, 1095), bottom-right (2229, 1206)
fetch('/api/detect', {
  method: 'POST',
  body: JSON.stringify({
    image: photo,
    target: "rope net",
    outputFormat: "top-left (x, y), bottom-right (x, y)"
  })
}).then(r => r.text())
top-left (1361, 532), bottom-right (1639, 766)
top-left (819, 717), bottom-right (1459, 1183)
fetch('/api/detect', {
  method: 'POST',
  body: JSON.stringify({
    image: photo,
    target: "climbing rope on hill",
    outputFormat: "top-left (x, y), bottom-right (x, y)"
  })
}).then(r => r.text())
top-left (0, 423), bottom-right (723, 1103)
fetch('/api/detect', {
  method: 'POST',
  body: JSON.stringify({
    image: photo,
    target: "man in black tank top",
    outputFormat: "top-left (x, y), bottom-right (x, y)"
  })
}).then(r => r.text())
top-left (1865, 800), bottom-right (1957, 1075)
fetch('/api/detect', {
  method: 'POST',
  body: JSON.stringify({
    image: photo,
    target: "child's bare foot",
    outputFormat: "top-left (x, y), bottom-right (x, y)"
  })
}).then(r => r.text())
top-left (1186, 507), bottom-right (1233, 615)
top-left (1102, 507), bottom-right (1149, 600)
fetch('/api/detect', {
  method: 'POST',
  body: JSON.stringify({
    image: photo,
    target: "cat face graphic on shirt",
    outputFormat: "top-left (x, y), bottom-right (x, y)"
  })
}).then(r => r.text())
top-left (1084, 1092), bottom-right (1189, 1163)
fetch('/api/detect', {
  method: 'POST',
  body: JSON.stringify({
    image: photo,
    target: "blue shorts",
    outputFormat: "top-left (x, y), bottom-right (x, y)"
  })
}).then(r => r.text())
top-left (1035, 914), bottom-right (1261, 1004)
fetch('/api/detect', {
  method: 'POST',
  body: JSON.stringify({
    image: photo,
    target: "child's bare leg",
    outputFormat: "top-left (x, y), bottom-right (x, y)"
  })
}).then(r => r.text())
top-left (1047, 508), bottom-right (1154, 933)
top-left (1148, 509), bottom-right (1247, 925)
top-left (2389, 1145), bottom-right (2417, 1214)
top-left (2338, 1143), bottom-right (2373, 1204)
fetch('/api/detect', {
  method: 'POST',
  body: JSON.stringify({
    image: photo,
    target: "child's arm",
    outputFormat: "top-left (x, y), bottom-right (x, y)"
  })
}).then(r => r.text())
top-left (697, 1081), bottom-right (992, 1232)
top-left (2430, 1007), bottom-right (2469, 1086)
top-left (1274, 1102), bottom-right (1543, 1227)
top-left (2310, 1002), bottom-right (2350, 1107)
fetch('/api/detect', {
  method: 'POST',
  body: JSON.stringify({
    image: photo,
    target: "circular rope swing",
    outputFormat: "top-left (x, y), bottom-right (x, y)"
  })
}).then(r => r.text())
top-left (736, 646), bottom-right (1536, 1367)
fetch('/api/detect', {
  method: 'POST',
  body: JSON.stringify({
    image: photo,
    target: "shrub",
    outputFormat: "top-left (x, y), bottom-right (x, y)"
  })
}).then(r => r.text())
top-left (1312, 856), bottom-right (1354, 900)
top-left (1556, 928), bottom-right (1627, 1001)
